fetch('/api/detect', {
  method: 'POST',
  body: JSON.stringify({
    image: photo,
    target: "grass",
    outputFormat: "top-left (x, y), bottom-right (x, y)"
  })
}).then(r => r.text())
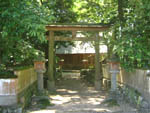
top-left (102, 99), bottom-right (120, 107)
top-left (33, 90), bottom-right (55, 109)
top-left (37, 98), bottom-right (54, 109)
top-left (48, 90), bottom-right (57, 95)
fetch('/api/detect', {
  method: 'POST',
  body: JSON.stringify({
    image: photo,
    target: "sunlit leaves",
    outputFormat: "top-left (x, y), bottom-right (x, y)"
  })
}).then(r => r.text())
top-left (73, 0), bottom-right (117, 23)
top-left (98, 0), bottom-right (150, 70)
top-left (0, 0), bottom-right (53, 66)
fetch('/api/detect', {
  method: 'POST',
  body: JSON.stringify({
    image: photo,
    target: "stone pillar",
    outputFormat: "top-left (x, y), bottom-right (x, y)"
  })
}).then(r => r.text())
top-left (110, 70), bottom-right (119, 91)
top-left (36, 70), bottom-right (45, 91)
top-left (34, 61), bottom-right (46, 92)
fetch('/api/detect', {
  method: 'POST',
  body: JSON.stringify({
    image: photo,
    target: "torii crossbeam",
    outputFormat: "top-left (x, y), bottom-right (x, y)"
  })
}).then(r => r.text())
top-left (45, 23), bottom-right (110, 90)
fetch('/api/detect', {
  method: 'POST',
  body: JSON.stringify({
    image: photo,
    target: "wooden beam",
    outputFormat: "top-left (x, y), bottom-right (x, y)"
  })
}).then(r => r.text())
top-left (46, 25), bottom-right (110, 31)
top-left (94, 33), bottom-right (102, 90)
top-left (48, 31), bottom-right (55, 90)
top-left (54, 36), bottom-right (97, 41)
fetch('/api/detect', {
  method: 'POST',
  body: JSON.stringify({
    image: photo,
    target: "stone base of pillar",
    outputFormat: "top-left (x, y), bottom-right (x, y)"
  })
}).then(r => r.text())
top-left (109, 90), bottom-right (118, 99)
top-left (47, 80), bottom-right (55, 91)
top-left (94, 80), bottom-right (101, 90)
top-left (110, 71), bottom-right (119, 92)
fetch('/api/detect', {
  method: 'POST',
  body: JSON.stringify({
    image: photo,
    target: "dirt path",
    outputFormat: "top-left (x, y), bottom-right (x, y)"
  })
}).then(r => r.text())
top-left (26, 72), bottom-right (139, 113)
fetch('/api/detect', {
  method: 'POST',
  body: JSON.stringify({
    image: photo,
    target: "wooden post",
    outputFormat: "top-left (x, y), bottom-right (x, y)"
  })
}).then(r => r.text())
top-left (94, 32), bottom-right (102, 90)
top-left (47, 31), bottom-right (55, 90)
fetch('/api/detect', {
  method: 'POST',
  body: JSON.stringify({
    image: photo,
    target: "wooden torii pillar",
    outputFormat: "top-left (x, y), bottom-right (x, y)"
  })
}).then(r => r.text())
top-left (94, 33), bottom-right (101, 90)
top-left (46, 24), bottom-right (110, 91)
top-left (47, 31), bottom-right (55, 90)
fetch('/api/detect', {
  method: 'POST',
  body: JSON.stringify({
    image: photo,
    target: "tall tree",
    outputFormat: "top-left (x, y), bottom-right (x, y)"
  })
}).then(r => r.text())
top-left (115, 0), bottom-right (150, 69)
top-left (0, 0), bottom-right (52, 67)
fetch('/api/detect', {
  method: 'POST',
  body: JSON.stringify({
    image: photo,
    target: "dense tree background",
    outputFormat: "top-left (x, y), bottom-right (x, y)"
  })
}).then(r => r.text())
top-left (114, 0), bottom-right (150, 69)
top-left (0, 0), bottom-right (150, 71)
top-left (0, 0), bottom-right (52, 68)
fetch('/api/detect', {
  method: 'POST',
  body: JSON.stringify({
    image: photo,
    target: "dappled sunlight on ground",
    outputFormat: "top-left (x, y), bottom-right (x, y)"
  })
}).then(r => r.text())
top-left (50, 94), bottom-right (72, 105)
top-left (26, 72), bottom-right (139, 113)
top-left (29, 110), bottom-right (56, 113)
top-left (56, 89), bottom-right (78, 94)
top-left (93, 108), bottom-right (111, 112)
top-left (87, 97), bottom-right (104, 105)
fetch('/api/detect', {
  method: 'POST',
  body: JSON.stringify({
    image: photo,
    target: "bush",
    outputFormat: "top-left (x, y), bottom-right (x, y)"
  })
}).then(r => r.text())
top-left (54, 68), bottom-right (62, 81)
top-left (80, 69), bottom-right (95, 85)
top-left (0, 64), bottom-right (33, 78)
top-left (0, 70), bottom-right (17, 78)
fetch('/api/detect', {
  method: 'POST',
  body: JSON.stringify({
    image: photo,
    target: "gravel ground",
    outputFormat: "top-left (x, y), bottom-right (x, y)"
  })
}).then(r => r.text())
top-left (25, 72), bottom-right (148, 113)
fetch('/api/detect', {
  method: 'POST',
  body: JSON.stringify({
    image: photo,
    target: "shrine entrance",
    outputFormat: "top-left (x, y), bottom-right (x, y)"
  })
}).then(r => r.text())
top-left (46, 24), bottom-right (110, 90)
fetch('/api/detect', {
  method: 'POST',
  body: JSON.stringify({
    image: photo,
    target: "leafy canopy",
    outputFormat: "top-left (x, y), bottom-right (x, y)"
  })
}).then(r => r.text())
top-left (1, 0), bottom-right (150, 71)
top-left (0, 0), bottom-right (53, 67)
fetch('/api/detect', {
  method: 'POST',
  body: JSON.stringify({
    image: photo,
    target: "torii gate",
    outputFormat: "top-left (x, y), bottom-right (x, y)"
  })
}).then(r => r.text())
top-left (46, 24), bottom-right (110, 90)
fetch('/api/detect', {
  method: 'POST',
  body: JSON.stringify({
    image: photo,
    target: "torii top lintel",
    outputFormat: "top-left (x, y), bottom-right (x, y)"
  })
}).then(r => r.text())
top-left (46, 23), bottom-right (111, 31)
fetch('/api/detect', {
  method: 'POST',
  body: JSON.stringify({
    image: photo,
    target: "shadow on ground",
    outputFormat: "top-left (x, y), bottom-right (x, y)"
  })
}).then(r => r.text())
top-left (25, 72), bottom-right (139, 113)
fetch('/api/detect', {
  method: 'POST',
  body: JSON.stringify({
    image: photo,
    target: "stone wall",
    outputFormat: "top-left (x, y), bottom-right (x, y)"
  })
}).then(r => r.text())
top-left (0, 67), bottom-right (37, 106)
top-left (102, 64), bottom-right (150, 103)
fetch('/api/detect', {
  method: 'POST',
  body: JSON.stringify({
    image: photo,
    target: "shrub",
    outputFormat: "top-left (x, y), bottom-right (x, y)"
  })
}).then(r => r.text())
top-left (80, 69), bottom-right (95, 85)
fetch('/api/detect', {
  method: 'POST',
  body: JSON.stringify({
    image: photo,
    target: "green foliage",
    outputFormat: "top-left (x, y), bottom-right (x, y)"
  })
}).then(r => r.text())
top-left (96, 0), bottom-right (150, 70)
top-left (42, 0), bottom-right (77, 23)
top-left (0, 0), bottom-right (52, 67)
top-left (37, 98), bottom-right (51, 109)
top-left (54, 69), bottom-right (62, 81)
top-left (41, 0), bottom-right (77, 49)
top-left (34, 90), bottom-right (54, 109)
top-left (80, 69), bottom-right (95, 85)
top-left (0, 64), bottom-right (15, 78)
top-left (0, 63), bottom-right (33, 78)
top-left (114, 0), bottom-right (150, 70)
top-left (1, 0), bottom-right (150, 72)
top-left (13, 65), bottom-right (33, 71)
top-left (74, 0), bottom-right (118, 23)
top-left (102, 99), bottom-right (119, 107)
top-left (34, 51), bottom-right (45, 61)
top-left (119, 86), bottom-right (142, 107)
top-left (0, 70), bottom-right (16, 78)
